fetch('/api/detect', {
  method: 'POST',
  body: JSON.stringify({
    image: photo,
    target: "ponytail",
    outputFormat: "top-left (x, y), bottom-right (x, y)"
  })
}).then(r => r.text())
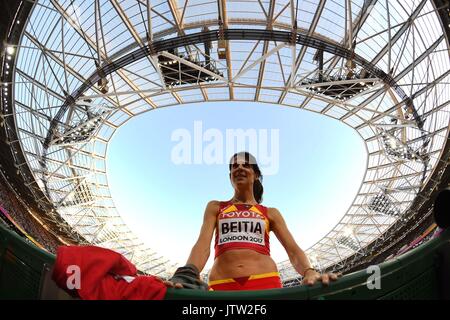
top-left (253, 177), bottom-right (264, 204)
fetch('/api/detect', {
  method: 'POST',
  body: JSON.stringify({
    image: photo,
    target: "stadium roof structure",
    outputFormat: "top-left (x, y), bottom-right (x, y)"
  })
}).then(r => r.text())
top-left (1, 0), bottom-right (449, 279)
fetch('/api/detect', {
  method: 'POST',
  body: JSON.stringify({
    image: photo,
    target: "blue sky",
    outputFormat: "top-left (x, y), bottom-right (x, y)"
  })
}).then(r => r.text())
top-left (107, 101), bottom-right (367, 271)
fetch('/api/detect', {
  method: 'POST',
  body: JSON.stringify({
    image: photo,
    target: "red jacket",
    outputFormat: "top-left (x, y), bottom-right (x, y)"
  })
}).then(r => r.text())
top-left (52, 245), bottom-right (167, 300)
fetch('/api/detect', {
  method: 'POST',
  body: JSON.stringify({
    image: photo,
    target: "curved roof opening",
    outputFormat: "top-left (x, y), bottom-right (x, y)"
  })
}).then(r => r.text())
top-left (106, 101), bottom-right (367, 270)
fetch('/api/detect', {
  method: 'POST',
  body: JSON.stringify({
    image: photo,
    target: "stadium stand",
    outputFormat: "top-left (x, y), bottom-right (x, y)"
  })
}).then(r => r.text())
top-left (0, 173), bottom-right (62, 253)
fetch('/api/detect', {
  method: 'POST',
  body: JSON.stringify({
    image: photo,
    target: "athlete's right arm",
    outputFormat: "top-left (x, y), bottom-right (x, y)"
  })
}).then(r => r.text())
top-left (185, 200), bottom-right (219, 272)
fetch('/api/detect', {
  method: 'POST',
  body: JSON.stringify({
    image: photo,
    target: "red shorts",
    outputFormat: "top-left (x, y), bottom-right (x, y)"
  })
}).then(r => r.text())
top-left (208, 272), bottom-right (282, 291)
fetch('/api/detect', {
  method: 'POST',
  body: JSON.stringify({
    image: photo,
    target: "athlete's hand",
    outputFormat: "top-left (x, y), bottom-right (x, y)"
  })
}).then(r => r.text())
top-left (154, 276), bottom-right (184, 289)
top-left (168, 264), bottom-right (209, 290)
top-left (301, 270), bottom-right (342, 286)
top-left (163, 280), bottom-right (184, 289)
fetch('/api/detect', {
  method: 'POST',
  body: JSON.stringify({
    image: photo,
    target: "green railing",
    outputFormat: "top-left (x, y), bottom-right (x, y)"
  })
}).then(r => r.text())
top-left (0, 222), bottom-right (448, 300)
top-left (0, 222), bottom-right (55, 299)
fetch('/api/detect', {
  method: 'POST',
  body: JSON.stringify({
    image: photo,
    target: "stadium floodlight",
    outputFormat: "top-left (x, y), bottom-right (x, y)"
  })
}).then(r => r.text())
top-left (6, 46), bottom-right (15, 55)
top-left (368, 193), bottom-right (401, 217)
top-left (157, 47), bottom-right (224, 87)
top-left (337, 236), bottom-right (359, 252)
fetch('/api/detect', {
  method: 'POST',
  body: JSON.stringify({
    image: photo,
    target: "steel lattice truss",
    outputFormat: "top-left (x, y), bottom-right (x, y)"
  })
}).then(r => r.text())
top-left (3, 0), bottom-right (450, 279)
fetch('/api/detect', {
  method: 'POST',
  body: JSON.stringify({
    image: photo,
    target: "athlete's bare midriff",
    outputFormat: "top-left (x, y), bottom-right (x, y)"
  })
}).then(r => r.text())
top-left (208, 248), bottom-right (278, 281)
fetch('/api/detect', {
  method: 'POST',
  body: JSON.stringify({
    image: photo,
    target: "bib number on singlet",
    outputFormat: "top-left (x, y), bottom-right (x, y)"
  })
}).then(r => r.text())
top-left (218, 218), bottom-right (265, 246)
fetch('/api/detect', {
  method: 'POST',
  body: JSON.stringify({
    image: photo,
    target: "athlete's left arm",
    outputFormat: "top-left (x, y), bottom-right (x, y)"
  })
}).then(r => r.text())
top-left (269, 207), bottom-right (341, 286)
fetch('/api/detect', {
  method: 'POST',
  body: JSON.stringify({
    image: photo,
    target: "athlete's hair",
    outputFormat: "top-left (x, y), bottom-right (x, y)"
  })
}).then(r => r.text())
top-left (229, 152), bottom-right (264, 204)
